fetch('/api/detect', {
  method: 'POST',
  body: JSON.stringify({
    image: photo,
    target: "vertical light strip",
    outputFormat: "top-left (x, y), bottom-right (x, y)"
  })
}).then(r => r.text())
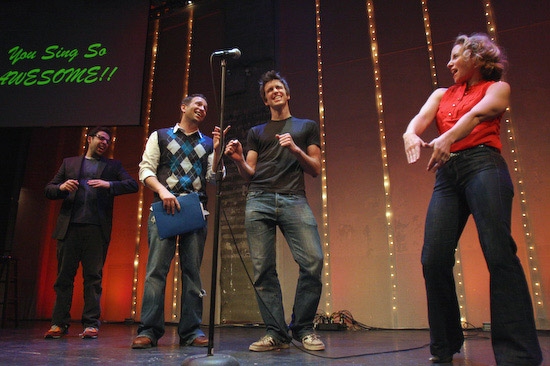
top-left (366, 1), bottom-right (398, 327)
top-left (454, 255), bottom-right (467, 325)
top-left (483, 0), bottom-right (546, 325)
top-left (420, 1), bottom-right (438, 88)
top-left (314, 0), bottom-right (332, 316)
top-left (182, 7), bottom-right (193, 97)
top-left (171, 5), bottom-right (195, 322)
top-left (420, 0), bottom-right (469, 327)
top-left (108, 127), bottom-right (118, 160)
top-left (79, 127), bottom-right (89, 155)
top-left (131, 17), bottom-right (160, 320)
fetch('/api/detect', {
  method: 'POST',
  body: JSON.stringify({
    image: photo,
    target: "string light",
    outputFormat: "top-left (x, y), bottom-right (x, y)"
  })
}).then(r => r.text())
top-left (484, 1), bottom-right (546, 325)
top-left (130, 17), bottom-right (160, 320)
top-left (314, 0), bottom-right (332, 316)
top-left (420, 1), bottom-right (438, 88)
top-left (182, 9), bottom-right (194, 104)
top-left (79, 127), bottom-right (89, 155)
top-left (366, 0), bottom-right (398, 327)
top-left (171, 4), bottom-right (195, 322)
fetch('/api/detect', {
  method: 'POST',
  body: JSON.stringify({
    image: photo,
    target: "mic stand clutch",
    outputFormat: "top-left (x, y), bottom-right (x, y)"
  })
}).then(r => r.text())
top-left (182, 59), bottom-right (239, 366)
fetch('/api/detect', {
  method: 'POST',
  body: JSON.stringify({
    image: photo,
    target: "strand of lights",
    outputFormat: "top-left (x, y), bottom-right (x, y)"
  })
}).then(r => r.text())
top-left (420, 0), bottom-right (469, 326)
top-left (182, 8), bottom-right (193, 101)
top-left (108, 127), bottom-right (118, 159)
top-left (366, 0), bottom-right (398, 327)
top-left (483, 0), bottom-right (546, 324)
top-left (79, 127), bottom-right (89, 155)
top-left (314, 0), bottom-right (332, 317)
top-left (171, 4), bottom-right (195, 322)
top-left (454, 254), bottom-right (467, 325)
top-left (130, 17), bottom-right (160, 320)
top-left (420, 1), bottom-right (439, 88)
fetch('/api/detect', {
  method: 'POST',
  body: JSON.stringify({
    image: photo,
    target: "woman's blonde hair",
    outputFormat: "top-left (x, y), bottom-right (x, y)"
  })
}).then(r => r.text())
top-left (454, 33), bottom-right (507, 81)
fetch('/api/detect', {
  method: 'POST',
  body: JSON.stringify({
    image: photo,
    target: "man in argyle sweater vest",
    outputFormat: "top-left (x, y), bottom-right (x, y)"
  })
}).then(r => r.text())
top-left (133, 94), bottom-right (224, 349)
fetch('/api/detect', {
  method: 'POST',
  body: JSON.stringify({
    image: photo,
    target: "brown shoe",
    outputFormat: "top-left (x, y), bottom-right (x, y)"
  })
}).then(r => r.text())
top-left (190, 335), bottom-right (209, 347)
top-left (131, 336), bottom-right (154, 349)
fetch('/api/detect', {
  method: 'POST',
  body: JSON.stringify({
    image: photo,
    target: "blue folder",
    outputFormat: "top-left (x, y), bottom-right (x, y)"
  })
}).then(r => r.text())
top-left (151, 192), bottom-right (206, 239)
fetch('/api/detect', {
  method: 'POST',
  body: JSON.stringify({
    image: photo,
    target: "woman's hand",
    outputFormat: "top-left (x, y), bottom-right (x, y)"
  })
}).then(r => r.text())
top-left (403, 132), bottom-right (426, 164)
top-left (425, 134), bottom-right (452, 172)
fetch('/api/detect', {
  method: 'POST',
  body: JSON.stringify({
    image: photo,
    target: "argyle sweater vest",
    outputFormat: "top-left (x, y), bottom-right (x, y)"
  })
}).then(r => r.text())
top-left (156, 128), bottom-right (213, 205)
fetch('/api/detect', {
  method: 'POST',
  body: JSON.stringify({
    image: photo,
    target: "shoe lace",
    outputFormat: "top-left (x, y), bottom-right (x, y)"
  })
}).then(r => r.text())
top-left (303, 334), bottom-right (321, 343)
top-left (260, 335), bottom-right (276, 345)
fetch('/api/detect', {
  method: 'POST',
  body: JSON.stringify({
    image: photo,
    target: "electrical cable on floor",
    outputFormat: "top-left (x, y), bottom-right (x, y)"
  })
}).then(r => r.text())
top-left (291, 339), bottom-right (431, 360)
top-left (462, 321), bottom-right (490, 340)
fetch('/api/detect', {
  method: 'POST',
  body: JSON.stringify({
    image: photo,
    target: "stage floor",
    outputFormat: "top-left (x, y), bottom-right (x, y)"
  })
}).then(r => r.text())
top-left (0, 321), bottom-right (548, 365)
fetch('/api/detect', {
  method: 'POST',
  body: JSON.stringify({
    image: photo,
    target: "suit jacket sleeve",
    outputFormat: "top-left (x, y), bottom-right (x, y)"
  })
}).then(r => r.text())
top-left (44, 157), bottom-right (76, 200)
top-left (107, 160), bottom-right (139, 196)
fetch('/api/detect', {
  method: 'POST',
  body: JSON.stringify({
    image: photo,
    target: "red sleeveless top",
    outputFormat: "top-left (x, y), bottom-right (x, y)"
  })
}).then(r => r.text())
top-left (436, 80), bottom-right (502, 153)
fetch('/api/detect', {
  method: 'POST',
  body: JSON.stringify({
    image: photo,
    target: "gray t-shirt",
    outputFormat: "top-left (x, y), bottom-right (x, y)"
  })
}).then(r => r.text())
top-left (247, 116), bottom-right (320, 195)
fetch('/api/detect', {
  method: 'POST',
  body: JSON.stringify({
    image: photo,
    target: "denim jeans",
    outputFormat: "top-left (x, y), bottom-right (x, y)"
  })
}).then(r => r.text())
top-left (137, 211), bottom-right (207, 345)
top-left (245, 191), bottom-right (323, 342)
top-left (52, 224), bottom-right (108, 329)
top-left (421, 146), bottom-right (542, 365)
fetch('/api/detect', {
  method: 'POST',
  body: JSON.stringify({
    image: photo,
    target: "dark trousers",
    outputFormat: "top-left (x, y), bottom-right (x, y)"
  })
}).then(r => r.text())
top-left (421, 146), bottom-right (542, 365)
top-left (51, 224), bottom-right (108, 329)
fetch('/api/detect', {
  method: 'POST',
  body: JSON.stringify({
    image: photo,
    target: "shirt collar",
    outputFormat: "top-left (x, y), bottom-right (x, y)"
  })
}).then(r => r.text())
top-left (172, 123), bottom-right (203, 138)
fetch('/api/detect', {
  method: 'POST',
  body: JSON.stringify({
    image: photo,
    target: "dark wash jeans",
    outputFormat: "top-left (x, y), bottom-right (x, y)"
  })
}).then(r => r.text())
top-left (421, 146), bottom-right (542, 365)
top-left (137, 212), bottom-right (207, 345)
top-left (245, 191), bottom-right (323, 342)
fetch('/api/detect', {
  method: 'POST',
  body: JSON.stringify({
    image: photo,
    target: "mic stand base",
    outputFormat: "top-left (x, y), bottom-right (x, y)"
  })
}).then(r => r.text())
top-left (182, 353), bottom-right (239, 366)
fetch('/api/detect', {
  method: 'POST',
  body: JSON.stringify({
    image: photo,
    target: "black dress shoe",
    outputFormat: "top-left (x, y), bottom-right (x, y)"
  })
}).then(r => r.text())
top-left (429, 355), bottom-right (453, 363)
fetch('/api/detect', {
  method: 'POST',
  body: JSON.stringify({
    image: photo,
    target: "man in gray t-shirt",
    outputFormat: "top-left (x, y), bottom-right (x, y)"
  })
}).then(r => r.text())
top-left (225, 70), bottom-right (325, 353)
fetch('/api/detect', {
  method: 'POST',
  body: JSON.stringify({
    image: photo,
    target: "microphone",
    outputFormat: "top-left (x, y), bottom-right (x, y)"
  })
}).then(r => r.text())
top-left (211, 48), bottom-right (241, 59)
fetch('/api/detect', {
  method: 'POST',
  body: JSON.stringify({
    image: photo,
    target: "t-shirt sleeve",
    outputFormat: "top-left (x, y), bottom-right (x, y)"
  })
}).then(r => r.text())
top-left (246, 127), bottom-right (258, 152)
top-left (307, 120), bottom-right (321, 148)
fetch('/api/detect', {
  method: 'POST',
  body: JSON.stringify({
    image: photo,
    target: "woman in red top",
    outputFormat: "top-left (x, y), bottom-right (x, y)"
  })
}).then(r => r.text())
top-left (403, 33), bottom-right (542, 365)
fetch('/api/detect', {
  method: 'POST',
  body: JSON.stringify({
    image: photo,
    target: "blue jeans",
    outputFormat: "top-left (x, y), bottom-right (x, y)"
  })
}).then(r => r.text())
top-left (245, 191), bottom-right (323, 342)
top-left (137, 211), bottom-right (207, 345)
top-left (421, 146), bottom-right (542, 365)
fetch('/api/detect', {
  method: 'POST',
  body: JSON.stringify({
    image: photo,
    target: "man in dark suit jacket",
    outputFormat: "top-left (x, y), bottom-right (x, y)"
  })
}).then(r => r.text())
top-left (43, 126), bottom-right (138, 340)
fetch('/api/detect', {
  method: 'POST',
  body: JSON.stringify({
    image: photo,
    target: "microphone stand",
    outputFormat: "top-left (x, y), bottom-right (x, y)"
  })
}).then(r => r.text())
top-left (182, 58), bottom-right (239, 366)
